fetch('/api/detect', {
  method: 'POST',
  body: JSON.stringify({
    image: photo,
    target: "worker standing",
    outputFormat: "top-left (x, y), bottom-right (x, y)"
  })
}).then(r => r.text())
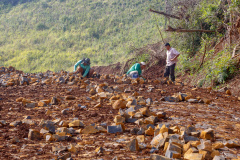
top-left (164, 43), bottom-right (180, 82)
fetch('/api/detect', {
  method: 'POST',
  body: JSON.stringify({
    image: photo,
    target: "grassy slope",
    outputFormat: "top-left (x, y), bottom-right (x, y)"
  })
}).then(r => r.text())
top-left (0, 0), bottom-right (165, 73)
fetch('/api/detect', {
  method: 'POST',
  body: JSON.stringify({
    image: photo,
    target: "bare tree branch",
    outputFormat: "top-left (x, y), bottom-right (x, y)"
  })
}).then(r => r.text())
top-left (149, 9), bottom-right (181, 20)
top-left (165, 26), bottom-right (215, 33)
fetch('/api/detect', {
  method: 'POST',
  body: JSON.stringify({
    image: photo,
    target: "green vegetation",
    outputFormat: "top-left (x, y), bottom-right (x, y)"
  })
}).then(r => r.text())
top-left (0, 0), bottom-right (165, 72)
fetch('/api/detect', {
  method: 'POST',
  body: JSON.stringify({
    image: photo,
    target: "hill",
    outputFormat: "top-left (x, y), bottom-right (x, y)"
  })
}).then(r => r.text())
top-left (0, 0), bottom-right (165, 73)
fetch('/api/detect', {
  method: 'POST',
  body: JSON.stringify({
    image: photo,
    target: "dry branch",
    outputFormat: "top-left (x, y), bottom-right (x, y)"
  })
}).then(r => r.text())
top-left (165, 26), bottom-right (215, 33)
top-left (149, 9), bottom-right (181, 20)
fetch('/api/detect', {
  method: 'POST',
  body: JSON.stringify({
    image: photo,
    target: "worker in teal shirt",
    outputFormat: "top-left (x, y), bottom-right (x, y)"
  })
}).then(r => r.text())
top-left (74, 58), bottom-right (94, 78)
top-left (127, 62), bottom-right (146, 79)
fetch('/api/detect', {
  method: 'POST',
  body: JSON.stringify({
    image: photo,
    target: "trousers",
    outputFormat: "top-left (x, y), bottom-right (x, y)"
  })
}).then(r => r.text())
top-left (164, 63), bottom-right (176, 81)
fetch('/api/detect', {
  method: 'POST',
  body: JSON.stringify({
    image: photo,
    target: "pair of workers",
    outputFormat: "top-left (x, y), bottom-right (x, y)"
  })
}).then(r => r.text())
top-left (74, 43), bottom-right (180, 81)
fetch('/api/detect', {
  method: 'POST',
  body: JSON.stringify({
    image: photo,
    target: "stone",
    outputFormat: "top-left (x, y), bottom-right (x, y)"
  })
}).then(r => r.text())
top-left (164, 96), bottom-right (178, 102)
top-left (199, 149), bottom-right (212, 159)
top-left (94, 103), bottom-right (102, 108)
top-left (95, 147), bottom-right (104, 153)
top-left (57, 153), bottom-right (71, 160)
top-left (128, 138), bottom-right (139, 151)
top-left (145, 126), bottom-right (154, 136)
top-left (213, 156), bottom-right (226, 160)
top-left (10, 121), bottom-right (22, 127)
top-left (81, 126), bottom-right (99, 134)
top-left (144, 116), bottom-right (158, 124)
top-left (130, 128), bottom-right (139, 135)
top-left (136, 135), bottom-right (145, 143)
top-left (65, 95), bottom-right (76, 100)
top-left (139, 107), bottom-right (152, 116)
top-left (200, 128), bottom-right (214, 140)
top-left (112, 99), bottom-right (126, 109)
top-left (151, 134), bottom-right (164, 147)
top-left (107, 125), bottom-right (123, 134)
top-left (61, 109), bottom-right (68, 115)
top-left (156, 112), bottom-right (166, 119)
top-left (68, 144), bottom-right (77, 153)
top-left (183, 135), bottom-right (199, 143)
top-left (159, 124), bottom-right (169, 134)
top-left (212, 142), bottom-right (224, 149)
top-left (26, 103), bottom-right (37, 108)
top-left (184, 153), bottom-right (203, 160)
top-left (166, 143), bottom-right (181, 154)
top-left (135, 119), bottom-right (144, 125)
top-left (149, 154), bottom-right (172, 160)
top-left (38, 100), bottom-right (47, 107)
top-left (0, 120), bottom-right (6, 126)
top-left (187, 99), bottom-right (199, 103)
top-left (146, 98), bottom-right (153, 105)
top-left (197, 140), bottom-right (212, 152)
top-left (226, 90), bottom-right (231, 95)
top-left (203, 99), bottom-right (211, 104)
top-left (45, 134), bottom-right (54, 142)
top-left (114, 115), bottom-right (125, 123)
top-left (211, 150), bottom-right (220, 158)
top-left (190, 132), bottom-right (200, 137)
top-left (184, 147), bottom-right (198, 155)
top-left (137, 128), bottom-right (145, 135)
top-left (42, 122), bottom-right (56, 133)
top-left (165, 150), bottom-right (181, 159)
top-left (68, 120), bottom-right (84, 128)
top-left (28, 129), bottom-right (41, 140)
top-left (224, 140), bottom-right (240, 148)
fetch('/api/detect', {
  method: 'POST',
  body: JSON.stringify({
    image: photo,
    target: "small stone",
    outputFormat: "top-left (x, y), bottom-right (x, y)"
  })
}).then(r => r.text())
top-left (211, 150), bottom-right (220, 158)
top-left (81, 126), bottom-right (99, 134)
top-left (128, 138), bottom-right (139, 151)
top-left (150, 134), bottom-right (164, 147)
top-left (224, 140), bottom-right (240, 148)
top-left (10, 121), bottom-right (22, 127)
top-left (212, 142), bottom-right (224, 149)
top-left (95, 147), bottom-right (104, 153)
top-left (165, 150), bottom-right (181, 159)
top-left (68, 120), bottom-right (84, 128)
top-left (166, 143), bottom-right (181, 154)
top-left (145, 126), bottom-right (154, 136)
top-left (61, 109), bottom-right (68, 115)
top-left (94, 103), bottom-right (102, 108)
top-left (112, 99), bottom-right (126, 109)
top-left (199, 149), bottom-right (212, 159)
top-left (184, 153), bottom-right (203, 160)
top-left (28, 129), bottom-right (41, 140)
top-left (26, 103), bottom-right (37, 108)
top-left (136, 135), bottom-right (145, 143)
top-left (65, 95), bottom-right (76, 100)
top-left (197, 139), bottom-right (212, 152)
top-left (150, 154), bottom-right (172, 160)
top-left (130, 128), bottom-right (139, 135)
top-left (187, 99), bottom-right (199, 103)
top-left (226, 90), bottom-right (231, 95)
top-left (164, 96), bottom-right (177, 102)
top-left (144, 116), bottom-right (158, 125)
top-left (156, 112), bottom-right (166, 119)
top-left (68, 144), bottom-right (77, 153)
top-left (200, 128), bottom-right (214, 140)
top-left (107, 125), bottom-right (123, 134)
top-left (137, 128), bottom-right (145, 135)
top-left (57, 153), bottom-right (71, 160)
top-left (114, 115), bottom-right (125, 123)
top-left (213, 155), bottom-right (226, 160)
top-left (139, 107), bottom-right (152, 116)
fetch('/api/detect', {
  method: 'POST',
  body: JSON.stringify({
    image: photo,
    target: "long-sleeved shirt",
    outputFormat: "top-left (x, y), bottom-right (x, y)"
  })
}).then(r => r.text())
top-left (74, 60), bottom-right (90, 77)
top-left (126, 63), bottom-right (142, 76)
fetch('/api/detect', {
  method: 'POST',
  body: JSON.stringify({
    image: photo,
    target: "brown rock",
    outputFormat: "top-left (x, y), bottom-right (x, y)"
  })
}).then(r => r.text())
top-left (112, 99), bottom-right (126, 109)
top-left (28, 129), bottom-right (41, 140)
top-left (139, 107), bottom-right (152, 116)
top-left (226, 90), bottom-right (231, 95)
top-left (145, 126), bottom-right (154, 136)
top-left (128, 138), bottom-right (139, 151)
top-left (212, 142), bottom-right (224, 149)
top-left (81, 125), bottom-right (99, 134)
top-left (65, 95), bottom-right (76, 100)
top-left (113, 115), bottom-right (125, 123)
top-left (200, 128), bottom-right (214, 140)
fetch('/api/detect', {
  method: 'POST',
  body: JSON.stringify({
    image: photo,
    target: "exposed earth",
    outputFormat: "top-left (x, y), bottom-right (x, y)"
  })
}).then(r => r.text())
top-left (0, 66), bottom-right (240, 160)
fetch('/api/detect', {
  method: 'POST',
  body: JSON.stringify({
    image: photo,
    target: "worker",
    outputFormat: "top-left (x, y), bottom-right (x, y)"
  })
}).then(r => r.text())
top-left (74, 58), bottom-right (94, 78)
top-left (164, 43), bottom-right (180, 82)
top-left (127, 62), bottom-right (146, 79)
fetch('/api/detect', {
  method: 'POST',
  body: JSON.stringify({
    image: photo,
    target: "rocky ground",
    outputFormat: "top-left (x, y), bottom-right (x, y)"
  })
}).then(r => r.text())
top-left (0, 66), bottom-right (240, 160)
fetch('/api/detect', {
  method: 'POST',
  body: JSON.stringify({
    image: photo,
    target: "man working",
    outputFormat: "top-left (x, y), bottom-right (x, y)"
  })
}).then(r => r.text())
top-left (164, 43), bottom-right (180, 82)
top-left (74, 58), bottom-right (94, 78)
top-left (126, 62), bottom-right (146, 79)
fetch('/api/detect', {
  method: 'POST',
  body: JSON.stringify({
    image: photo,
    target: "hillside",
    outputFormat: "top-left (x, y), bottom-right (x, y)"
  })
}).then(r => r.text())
top-left (0, 0), bottom-right (165, 73)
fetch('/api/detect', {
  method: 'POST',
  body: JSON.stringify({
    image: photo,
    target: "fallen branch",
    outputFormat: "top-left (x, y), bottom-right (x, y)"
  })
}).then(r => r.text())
top-left (166, 26), bottom-right (215, 33)
top-left (197, 44), bottom-right (207, 72)
top-left (149, 9), bottom-right (181, 20)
